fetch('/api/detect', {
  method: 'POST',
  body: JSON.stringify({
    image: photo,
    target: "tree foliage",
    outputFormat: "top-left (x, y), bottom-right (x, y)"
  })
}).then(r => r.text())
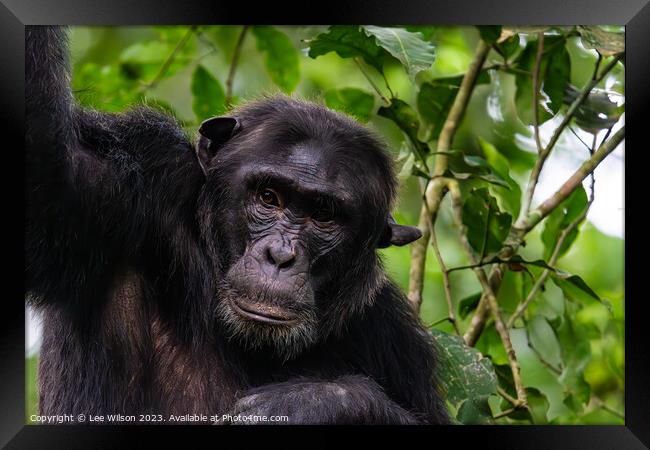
top-left (27, 24), bottom-right (625, 426)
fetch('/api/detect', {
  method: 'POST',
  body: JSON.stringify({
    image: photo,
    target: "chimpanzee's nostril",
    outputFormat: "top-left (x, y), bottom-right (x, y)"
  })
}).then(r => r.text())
top-left (267, 245), bottom-right (296, 270)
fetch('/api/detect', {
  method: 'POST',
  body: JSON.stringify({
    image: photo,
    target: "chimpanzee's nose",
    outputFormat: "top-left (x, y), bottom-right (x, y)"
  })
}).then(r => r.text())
top-left (267, 242), bottom-right (296, 270)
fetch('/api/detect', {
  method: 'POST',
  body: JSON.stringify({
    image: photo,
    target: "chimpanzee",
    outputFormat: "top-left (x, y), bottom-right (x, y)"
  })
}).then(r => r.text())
top-left (25, 26), bottom-right (449, 424)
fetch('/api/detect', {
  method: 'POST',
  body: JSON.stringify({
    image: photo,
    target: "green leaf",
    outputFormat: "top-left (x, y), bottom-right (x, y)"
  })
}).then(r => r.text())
top-left (514, 37), bottom-right (569, 125)
top-left (417, 72), bottom-right (489, 141)
top-left (191, 65), bottom-right (226, 122)
top-left (477, 137), bottom-right (522, 218)
top-left (252, 26), bottom-right (300, 93)
top-left (556, 313), bottom-right (592, 405)
top-left (552, 272), bottom-right (601, 303)
top-left (361, 26), bottom-right (436, 80)
top-left (378, 99), bottom-right (429, 164)
top-left (541, 185), bottom-right (588, 259)
top-left (457, 396), bottom-right (494, 424)
top-left (324, 87), bottom-right (375, 122)
top-left (462, 188), bottom-right (512, 257)
top-left (525, 388), bottom-right (551, 424)
top-left (477, 26), bottom-right (502, 44)
top-left (494, 34), bottom-right (522, 61)
top-left (404, 26), bottom-right (437, 41)
top-left (527, 316), bottom-right (563, 370)
top-left (306, 25), bottom-right (385, 73)
top-left (430, 329), bottom-right (498, 408)
top-left (577, 26), bottom-right (625, 56)
top-left (544, 41), bottom-right (571, 115)
top-left (458, 292), bottom-right (482, 319)
top-left (436, 150), bottom-right (510, 188)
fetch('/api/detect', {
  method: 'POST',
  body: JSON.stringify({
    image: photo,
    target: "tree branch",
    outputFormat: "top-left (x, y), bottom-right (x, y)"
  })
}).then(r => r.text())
top-left (225, 25), bottom-right (250, 107)
top-left (448, 180), bottom-right (527, 407)
top-left (516, 52), bottom-right (623, 228)
top-left (407, 39), bottom-right (491, 312)
top-left (532, 32), bottom-right (545, 154)
top-left (463, 54), bottom-right (624, 346)
top-left (140, 26), bottom-right (197, 94)
top-left (507, 134), bottom-right (599, 328)
top-left (522, 126), bottom-right (624, 232)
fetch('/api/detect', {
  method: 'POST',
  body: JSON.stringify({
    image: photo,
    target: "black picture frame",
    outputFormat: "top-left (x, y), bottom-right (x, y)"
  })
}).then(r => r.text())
top-left (2, 0), bottom-right (648, 447)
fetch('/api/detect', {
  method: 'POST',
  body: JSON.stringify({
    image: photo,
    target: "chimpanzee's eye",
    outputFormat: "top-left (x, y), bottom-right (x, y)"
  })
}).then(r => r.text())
top-left (259, 189), bottom-right (281, 207)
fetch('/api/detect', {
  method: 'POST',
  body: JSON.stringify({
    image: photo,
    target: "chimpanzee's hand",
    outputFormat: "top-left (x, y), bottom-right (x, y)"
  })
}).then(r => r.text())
top-left (223, 375), bottom-right (418, 425)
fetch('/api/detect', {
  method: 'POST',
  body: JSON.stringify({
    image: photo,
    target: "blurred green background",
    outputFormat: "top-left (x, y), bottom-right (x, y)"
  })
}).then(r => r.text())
top-left (26, 25), bottom-right (624, 425)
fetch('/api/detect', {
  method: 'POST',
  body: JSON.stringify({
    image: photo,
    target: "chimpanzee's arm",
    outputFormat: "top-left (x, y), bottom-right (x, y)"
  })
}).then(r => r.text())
top-left (227, 283), bottom-right (450, 425)
top-left (26, 26), bottom-right (201, 306)
top-left (227, 375), bottom-right (419, 425)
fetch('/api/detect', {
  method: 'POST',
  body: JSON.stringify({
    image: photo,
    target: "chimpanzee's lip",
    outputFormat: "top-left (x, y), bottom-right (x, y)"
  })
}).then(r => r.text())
top-left (230, 298), bottom-right (299, 325)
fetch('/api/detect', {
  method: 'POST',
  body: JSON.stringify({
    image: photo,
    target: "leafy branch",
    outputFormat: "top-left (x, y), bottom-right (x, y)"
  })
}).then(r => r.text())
top-left (408, 39), bottom-right (491, 311)
top-left (463, 54), bottom-right (624, 347)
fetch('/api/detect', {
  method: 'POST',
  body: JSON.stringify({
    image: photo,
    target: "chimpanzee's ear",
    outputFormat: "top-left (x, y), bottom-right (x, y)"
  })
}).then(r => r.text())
top-left (196, 116), bottom-right (241, 174)
top-left (377, 215), bottom-right (423, 248)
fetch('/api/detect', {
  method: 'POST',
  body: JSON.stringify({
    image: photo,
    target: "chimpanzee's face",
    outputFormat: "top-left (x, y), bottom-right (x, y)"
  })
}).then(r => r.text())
top-left (196, 98), bottom-right (416, 360)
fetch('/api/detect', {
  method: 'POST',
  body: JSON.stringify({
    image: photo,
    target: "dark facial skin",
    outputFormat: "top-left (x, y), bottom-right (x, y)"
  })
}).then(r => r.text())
top-left (198, 103), bottom-right (396, 359)
top-left (212, 143), bottom-right (371, 359)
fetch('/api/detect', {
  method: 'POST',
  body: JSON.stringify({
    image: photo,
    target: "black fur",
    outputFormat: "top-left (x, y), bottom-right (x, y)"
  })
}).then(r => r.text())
top-left (25, 26), bottom-right (449, 424)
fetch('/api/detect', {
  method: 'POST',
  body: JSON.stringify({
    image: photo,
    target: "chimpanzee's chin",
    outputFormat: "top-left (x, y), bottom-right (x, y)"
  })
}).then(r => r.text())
top-left (215, 280), bottom-right (318, 360)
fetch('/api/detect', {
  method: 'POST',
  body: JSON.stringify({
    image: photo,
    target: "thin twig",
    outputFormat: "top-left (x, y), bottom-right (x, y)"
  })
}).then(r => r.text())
top-left (525, 126), bottom-right (624, 232)
top-left (532, 33), bottom-right (545, 154)
top-left (429, 219), bottom-right (461, 335)
top-left (225, 25), bottom-right (250, 107)
top-left (463, 54), bottom-right (624, 346)
top-left (592, 397), bottom-right (625, 420)
top-left (515, 52), bottom-right (623, 229)
top-left (497, 386), bottom-right (519, 406)
top-left (140, 26), bottom-right (197, 94)
top-left (493, 407), bottom-right (517, 420)
top-left (354, 58), bottom-right (390, 105)
top-left (448, 180), bottom-right (527, 407)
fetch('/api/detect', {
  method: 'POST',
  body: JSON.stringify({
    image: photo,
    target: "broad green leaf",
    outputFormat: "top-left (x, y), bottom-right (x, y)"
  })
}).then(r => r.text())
top-left (362, 26), bottom-right (436, 80)
top-left (462, 188), bottom-right (512, 258)
top-left (494, 34), bottom-right (522, 62)
top-left (544, 41), bottom-right (571, 115)
top-left (502, 387), bottom-right (550, 424)
top-left (525, 388), bottom-right (551, 424)
top-left (458, 292), bottom-right (482, 319)
top-left (378, 99), bottom-right (429, 164)
top-left (541, 185), bottom-right (588, 260)
top-left (324, 87), bottom-right (375, 122)
top-left (306, 26), bottom-right (385, 73)
top-left (556, 309), bottom-right (592, 405)
top-left (476, 325), bottom-right (509, 366)
top-left (417, 72), bottom-right (489, 140)
top-left (577, 26), bottom-right (625, 56)
top-left (436, 150), bottom-right (510, 188)
top-left (404, 26), bottom-right (437, 41)
top-left (457, 396), bottom-right (494, 424)
top-left (476, 26), bottom-right (502, 44)
top-left (551, 272), bottom-right (601, 303)
top-left (252, 26), bottom-right (300, 93)
top-left (527, 316), bottom-right (563, 370)
top-left (478, 137), bottom-right (522, 218)
top-left (431, 329), bottom-right (498, 408)
top-left (191, 65), bottom-right (226, 122)
top-left (514, 37), bottom-right (569, 125)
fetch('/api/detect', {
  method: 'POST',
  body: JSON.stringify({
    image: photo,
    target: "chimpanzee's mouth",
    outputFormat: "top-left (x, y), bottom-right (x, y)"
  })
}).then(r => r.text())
top-left (229, 298), bottom-right (299, 325)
